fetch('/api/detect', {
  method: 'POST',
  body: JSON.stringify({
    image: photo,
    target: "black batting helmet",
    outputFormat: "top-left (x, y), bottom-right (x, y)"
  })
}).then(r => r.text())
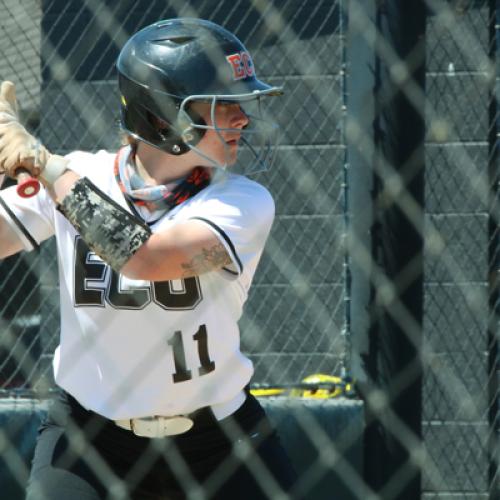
top-left (117, 18), bottom-right (282, 167)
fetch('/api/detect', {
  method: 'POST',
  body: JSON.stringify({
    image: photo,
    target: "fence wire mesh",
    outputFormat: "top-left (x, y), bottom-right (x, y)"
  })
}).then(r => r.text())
top-left (0, 0), bottom-right (348, 397)
top-left (424, 2), bottom-right (494, 498)
top-left (0, 0), bottom-right (498, 499)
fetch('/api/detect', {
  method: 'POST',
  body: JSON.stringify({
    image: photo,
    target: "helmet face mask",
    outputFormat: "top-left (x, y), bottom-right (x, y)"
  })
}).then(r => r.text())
top-left (176, 93), bottom-right (280, 174)
top-left (117, 18), bottom-right (283, 174)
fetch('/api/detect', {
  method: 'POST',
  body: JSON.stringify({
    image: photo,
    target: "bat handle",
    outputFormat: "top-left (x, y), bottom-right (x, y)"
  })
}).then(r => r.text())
top-left (15, 168), bottom-right (40, 198)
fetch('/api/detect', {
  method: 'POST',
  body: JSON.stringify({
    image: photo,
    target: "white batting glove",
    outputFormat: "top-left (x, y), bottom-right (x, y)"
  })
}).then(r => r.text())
top-left (0, 81), bottom-right (19, 124)
top-left (0, 81), bottom-right (68, 185)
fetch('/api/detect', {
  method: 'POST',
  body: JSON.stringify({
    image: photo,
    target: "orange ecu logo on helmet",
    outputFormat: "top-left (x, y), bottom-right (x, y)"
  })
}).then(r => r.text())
top-left (226, 51), bottom-right (255, 80)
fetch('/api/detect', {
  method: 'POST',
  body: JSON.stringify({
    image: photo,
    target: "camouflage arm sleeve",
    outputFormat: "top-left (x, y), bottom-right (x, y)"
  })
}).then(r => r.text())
top-left (58, 177), bottom-right (152, 271)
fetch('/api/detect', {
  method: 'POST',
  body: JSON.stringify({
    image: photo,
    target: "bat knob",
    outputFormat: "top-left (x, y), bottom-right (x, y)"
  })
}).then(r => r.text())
top-left (15, 169), bottom-right (40, 198)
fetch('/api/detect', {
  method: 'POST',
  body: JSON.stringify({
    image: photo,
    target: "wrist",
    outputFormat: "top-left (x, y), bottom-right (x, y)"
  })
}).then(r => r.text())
top-left (40, 154), bottom-right (70, 186)
top-left (46, 169), bottom-right (81, 205)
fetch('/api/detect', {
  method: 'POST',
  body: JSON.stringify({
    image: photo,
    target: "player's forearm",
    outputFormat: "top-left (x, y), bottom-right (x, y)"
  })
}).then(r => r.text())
top-left (56, 176), bottom-right (152, 274)
top-left (120, 233), bottom-right (180, 281)
top-left (121, 222), bottom-right (232, 281)
top-left (53, 175), bottom-right (231, 281)
top-left (45, 168), bottom-right (80, 203)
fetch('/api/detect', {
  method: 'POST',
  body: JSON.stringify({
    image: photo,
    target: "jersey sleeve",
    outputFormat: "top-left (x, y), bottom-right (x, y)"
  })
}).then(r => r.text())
top-left (188, 178), bottom-right (275, 278)
top-left (0, 150), bottom-right (114, 252)
top-left (0, 183), bottom-right (56, 251)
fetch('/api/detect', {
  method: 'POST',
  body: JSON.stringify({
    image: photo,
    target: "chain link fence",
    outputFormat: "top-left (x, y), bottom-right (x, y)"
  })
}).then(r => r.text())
top-left (424, 2), bottom-right (494, 497)
top-left (0, 0), bottom-right (499, 499)
top-left (0, 0), bottom-right (348, 396)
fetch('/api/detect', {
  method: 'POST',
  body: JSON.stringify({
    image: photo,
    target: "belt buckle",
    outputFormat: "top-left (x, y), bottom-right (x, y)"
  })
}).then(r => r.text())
top-left (130, 415), bottom-right (194, 438)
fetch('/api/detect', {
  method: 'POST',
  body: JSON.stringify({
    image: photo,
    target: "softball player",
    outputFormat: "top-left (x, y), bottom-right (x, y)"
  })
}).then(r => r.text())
top-left (0, 18), bottom-right (297, 499)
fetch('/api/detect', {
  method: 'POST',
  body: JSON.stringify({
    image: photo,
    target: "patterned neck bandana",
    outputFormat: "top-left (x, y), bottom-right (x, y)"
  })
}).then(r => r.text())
top-left (114, 145), bottom-right (212, 222)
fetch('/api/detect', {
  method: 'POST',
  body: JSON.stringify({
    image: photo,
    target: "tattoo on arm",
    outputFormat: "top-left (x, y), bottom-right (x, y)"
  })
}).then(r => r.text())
top-left (181, 241), bottom-right (232, 277)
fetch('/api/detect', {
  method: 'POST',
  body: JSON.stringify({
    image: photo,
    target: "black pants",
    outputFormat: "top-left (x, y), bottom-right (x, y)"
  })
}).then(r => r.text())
top-left (26, 390), bottom-right (298, 500)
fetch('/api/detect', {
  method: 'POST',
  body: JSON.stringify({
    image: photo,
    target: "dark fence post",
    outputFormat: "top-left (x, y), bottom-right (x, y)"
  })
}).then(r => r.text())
top-left (349, 0), bottom-right (426, 498)
top-left (488, 1), bottom-right (500, 499)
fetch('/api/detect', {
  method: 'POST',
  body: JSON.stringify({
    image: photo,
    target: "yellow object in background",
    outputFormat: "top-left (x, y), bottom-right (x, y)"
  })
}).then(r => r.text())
top-left (250, 373), bottom-right (354, 399)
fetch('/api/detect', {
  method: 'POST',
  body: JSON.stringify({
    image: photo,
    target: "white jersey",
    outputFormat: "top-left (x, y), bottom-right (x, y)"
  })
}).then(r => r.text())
top-left (0, 150), bottom-right (275, 419)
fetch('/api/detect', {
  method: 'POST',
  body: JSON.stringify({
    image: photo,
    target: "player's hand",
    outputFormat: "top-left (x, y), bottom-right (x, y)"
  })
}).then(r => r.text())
top-left (0, 80), bottom-right (19, 124)
top-left (0, 81), bottom-right (50, 179)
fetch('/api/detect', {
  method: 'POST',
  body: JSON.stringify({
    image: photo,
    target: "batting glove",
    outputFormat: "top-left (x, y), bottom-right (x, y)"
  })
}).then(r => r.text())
top-left (0, 81), bottom-right (68, 185)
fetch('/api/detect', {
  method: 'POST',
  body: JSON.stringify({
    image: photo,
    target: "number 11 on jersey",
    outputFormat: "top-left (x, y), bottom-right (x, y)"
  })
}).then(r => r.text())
top-left (168, 324), bottom-right (216, 383)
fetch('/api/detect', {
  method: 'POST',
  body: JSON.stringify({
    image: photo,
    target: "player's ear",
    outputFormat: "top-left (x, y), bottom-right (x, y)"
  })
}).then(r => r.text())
top-left (176, 104), bottom-right (206, 144)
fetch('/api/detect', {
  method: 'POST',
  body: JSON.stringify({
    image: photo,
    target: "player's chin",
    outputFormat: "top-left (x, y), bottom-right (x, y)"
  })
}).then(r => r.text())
top-left (221, 148), bottom-right (239, 167)
top-left (225, 154), bottom-right (239, 168)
